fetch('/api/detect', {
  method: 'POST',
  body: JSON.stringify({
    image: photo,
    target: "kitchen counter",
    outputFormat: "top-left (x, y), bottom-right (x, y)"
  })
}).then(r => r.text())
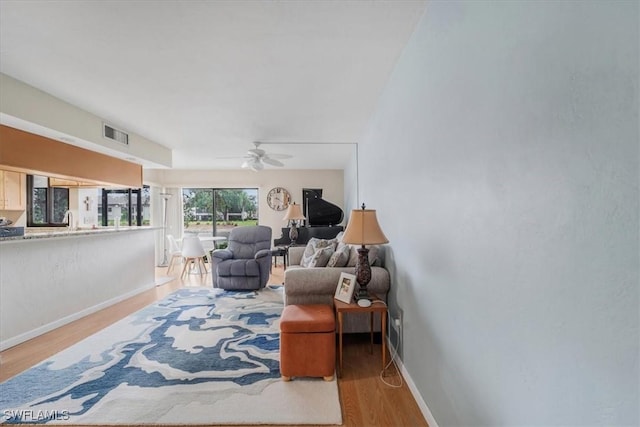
top-left (0, 226), bottom-right (160, 242)
top-left (0, 226), bottom-right (159, 350)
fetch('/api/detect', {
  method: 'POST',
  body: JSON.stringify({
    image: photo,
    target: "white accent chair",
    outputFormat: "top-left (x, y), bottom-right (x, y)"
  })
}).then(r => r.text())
top-left (166, 234), bottom-right (183, 274)
top-left (180, 235), bottom-right (207, 280)
top-left (198, 233), bottom-right (216, 272)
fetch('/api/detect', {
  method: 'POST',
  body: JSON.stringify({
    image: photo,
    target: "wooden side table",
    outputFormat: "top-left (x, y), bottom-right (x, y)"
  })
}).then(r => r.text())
top-left (334, 294), bottom-right (387, 377)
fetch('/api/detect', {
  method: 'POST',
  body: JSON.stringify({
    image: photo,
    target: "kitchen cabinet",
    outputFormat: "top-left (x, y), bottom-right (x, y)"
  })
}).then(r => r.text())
top-left (0, 170), bottom-right (26, 210)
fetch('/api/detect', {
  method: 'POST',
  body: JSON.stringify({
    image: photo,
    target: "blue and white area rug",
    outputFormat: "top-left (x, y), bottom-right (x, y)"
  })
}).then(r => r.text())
top-left (0, 287), bottom-right (342, 425)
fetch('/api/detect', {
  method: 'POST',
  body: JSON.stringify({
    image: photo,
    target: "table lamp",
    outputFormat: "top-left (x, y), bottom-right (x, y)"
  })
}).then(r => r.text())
top-left (341, 203), bottom-right (389, 302)
top-left (283, 202), bottom-right (306, 245)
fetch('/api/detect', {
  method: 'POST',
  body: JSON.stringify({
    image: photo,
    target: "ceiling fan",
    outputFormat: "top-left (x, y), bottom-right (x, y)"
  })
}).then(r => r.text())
top-left (240, 142), bottom-right (292, 172)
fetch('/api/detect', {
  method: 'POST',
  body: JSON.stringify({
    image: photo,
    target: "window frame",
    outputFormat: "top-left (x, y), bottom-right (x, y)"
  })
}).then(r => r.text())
top-left (26, 175), bottom-right (70, 227)
top-left (182, 187), bottom-right (259, 236)
top-left (100, 187), bottom-right (147, 227)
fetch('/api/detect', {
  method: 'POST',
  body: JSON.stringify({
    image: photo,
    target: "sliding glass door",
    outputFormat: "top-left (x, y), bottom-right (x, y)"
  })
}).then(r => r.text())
top-left (182, 188), bottom-right (258, 240)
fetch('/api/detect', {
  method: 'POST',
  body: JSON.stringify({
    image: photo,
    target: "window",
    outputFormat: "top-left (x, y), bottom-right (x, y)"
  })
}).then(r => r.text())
top-left (27, 175), bottom-right (70, 227)
top-left (182, 188), bottom-right (258, 237)
top-left (100, 186), bottom-right (150, 227)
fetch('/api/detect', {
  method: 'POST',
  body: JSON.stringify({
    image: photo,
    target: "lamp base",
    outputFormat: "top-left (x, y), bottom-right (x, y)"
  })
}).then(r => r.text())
top-left (289, 223), bottom-right (299, 245)
top-left (355, 287), bottom-right (371, 301)
top-left (354, 246), bottom-right (372, 302)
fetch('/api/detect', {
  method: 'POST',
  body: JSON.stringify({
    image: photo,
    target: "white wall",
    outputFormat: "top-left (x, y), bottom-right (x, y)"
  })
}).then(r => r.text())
top-left (76, 188), bottom-right (100, 227)
top-left (145, 168), bottom-right (344, 244)
top-left (0, 229), bottom-right (156, 349)
top-left (0, 73), bottom-right (172, 168)
top-left (359, 1), bottom-right (638, 425)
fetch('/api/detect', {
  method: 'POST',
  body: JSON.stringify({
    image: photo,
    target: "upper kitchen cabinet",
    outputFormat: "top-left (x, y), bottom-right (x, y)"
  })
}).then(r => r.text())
top-left (0, 170), bottom-right (26, 210)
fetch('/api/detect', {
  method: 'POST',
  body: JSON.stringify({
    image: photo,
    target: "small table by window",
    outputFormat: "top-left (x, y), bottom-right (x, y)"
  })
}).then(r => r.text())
top-left (334, 294), bottom-right (387, 377)
top-left (271, 247), bottom-right (287, 269)
top-left (178, 235), bottom-right (227, 247)
top-left (278, 244), bottom-right (304, 270)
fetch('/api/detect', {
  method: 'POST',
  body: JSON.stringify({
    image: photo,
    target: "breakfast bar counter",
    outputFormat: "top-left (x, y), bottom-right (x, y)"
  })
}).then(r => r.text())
top-left (0, 226), bottom-right (160, 350)
top-left (0, 226), bottom-right (158, 242)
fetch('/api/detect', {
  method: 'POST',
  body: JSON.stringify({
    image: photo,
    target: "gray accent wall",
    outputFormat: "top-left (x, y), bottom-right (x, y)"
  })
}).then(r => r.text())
top-left (358, 1), bottom-right (638, 425)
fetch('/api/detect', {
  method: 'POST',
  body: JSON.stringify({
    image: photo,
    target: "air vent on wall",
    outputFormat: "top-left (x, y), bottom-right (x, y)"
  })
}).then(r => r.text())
top-left (103, 123), bottom-right (129, 145)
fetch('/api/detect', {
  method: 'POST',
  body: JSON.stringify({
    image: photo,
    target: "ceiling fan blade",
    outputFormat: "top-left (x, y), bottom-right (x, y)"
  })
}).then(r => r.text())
top-left (262, 157), bottom-right (284, 167)
top-left (266, 153), bottom-right (293, 160)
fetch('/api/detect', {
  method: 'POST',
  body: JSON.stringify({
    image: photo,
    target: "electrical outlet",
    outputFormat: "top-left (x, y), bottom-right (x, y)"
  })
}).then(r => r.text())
top-left (394, 318), bottom-right (401, 328)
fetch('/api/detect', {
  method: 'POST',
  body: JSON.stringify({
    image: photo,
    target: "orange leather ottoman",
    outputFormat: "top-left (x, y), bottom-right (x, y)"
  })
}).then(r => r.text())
top-left (280, 304), bottom-right (335, 381)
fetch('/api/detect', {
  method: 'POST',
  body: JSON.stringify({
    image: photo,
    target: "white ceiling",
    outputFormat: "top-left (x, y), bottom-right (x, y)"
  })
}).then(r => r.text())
top-left (0, 0), bottom-right (425, 170)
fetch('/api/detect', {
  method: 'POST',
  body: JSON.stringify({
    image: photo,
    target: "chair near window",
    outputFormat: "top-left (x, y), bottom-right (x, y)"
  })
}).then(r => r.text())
top-left (198, 233), bottom-right (216, 272)
top-left (166, 235), bottom-right (183, 275)
top-left (210, 225), bottom-right (272, 290)
top-left (180, 235), bottom-right (208, 280)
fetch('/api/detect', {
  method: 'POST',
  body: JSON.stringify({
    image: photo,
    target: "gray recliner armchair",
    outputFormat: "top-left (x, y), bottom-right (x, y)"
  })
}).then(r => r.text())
top-left (211, 225), bottom-right (272, 290)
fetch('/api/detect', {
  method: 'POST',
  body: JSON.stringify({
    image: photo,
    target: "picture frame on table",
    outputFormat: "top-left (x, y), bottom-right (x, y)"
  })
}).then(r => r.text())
top-left (334, 272), bottom-right (356, 304)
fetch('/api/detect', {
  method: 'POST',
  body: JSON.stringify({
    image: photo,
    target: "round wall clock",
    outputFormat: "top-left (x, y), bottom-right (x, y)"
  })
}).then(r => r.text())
top-left (267, 187), bottom-right (291, 211)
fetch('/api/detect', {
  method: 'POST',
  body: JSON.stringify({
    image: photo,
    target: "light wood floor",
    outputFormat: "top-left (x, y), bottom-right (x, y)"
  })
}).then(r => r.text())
top-left (0, 264), bottom-right (428, 427)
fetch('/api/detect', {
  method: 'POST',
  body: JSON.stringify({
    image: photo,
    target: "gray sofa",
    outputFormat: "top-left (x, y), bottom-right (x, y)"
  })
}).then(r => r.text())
top-left (284, 245), bottom-right (390, 333)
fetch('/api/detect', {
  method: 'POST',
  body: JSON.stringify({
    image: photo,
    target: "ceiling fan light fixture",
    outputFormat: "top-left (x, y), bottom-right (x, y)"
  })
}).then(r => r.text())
top-left (237, 142), bottom-right (291, 171)
top-left (242, 159), bottom-right (263, 172)
top-left (248, 147), bottom-right (265, 157)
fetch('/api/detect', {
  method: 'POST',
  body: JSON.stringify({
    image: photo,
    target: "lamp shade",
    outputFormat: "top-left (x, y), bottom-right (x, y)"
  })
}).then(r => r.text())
top-left (283, 202), bottom-right (306, 221)
top-left (342, 208), bottom-right (388, 246)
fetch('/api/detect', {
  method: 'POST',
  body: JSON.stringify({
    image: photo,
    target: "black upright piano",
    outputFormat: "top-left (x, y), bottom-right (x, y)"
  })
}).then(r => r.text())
top-left (274, 189), bottom-right (344, 246)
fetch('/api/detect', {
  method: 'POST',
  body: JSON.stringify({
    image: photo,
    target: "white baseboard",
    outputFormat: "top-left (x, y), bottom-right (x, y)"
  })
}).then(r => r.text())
top-left (154, 276), bottom-right (174, 287)
top-left (387, 336), bottom-right (439, 427)
top-left (0, 282), bottom-right (156, 351)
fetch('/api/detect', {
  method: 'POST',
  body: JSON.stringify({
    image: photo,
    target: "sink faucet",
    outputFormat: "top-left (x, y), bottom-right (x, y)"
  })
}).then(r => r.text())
top-left (63, 210), bottom-right (75, 231)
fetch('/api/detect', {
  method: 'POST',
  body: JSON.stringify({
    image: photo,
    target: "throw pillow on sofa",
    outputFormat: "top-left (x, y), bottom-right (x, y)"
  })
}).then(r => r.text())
top-left (327, 243), bottom-right (350, 267)
top-left (301, 238), bottom-right (337, 267)
top-left (302, 237), bottom-right (337, 257)
top-left (305, 246), bottom-right (335, 267)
